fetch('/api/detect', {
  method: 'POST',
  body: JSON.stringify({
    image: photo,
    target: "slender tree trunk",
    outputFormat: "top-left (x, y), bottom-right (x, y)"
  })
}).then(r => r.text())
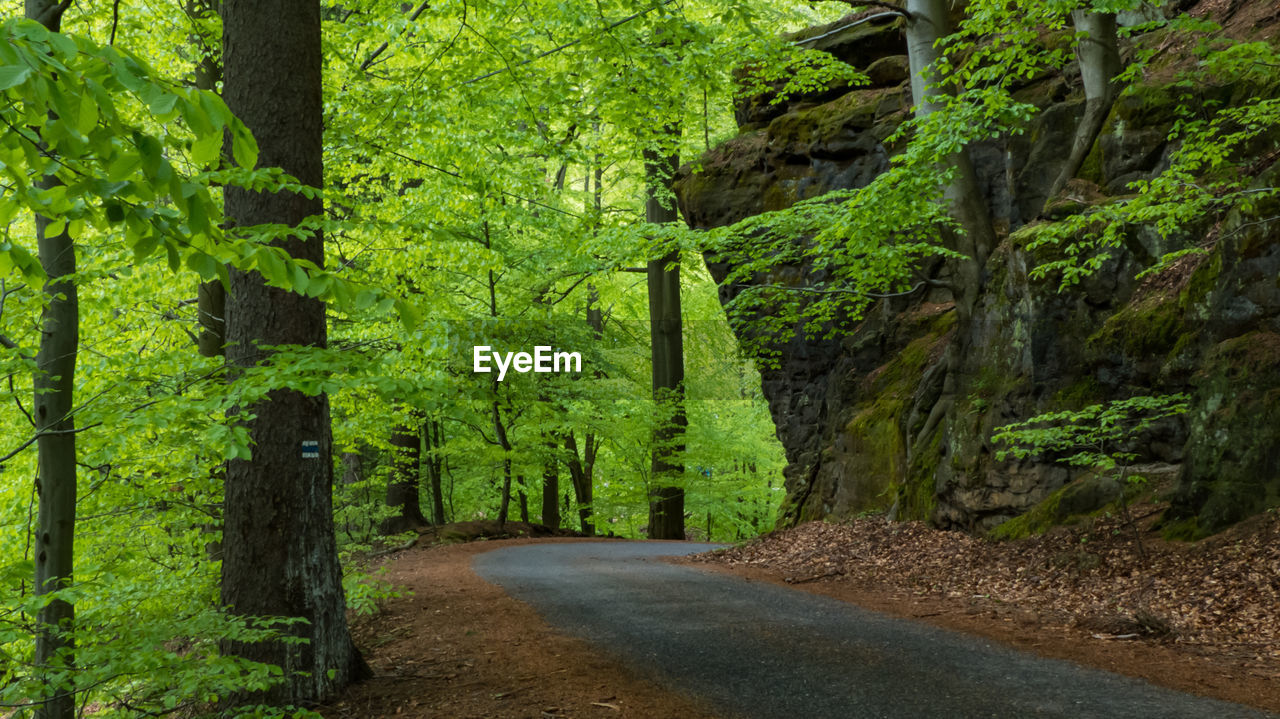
top-left (27, 5), bottom-right (78, 718)
top-left (645, 133), bottom-right (686, 540)
top-left (220, 0), bottom-right (367, 704)
top-left (424, 419), bottom-right (446, 524)
top-left (190, 0), bottom-right (226, 357)
top-left (516, 474), bottom-right (529, 523)
top-left (904, 0), bottom-right (999, 462)
top-left (540, 435), bottom-right (560, 528)
top-left (483, 222), bottom-right (519, 530)
top-left (340, 449), bottom-right (364, 486)
top-left (1043, 10), bottom-right (1121, 209)
top-left (563, 198), bottom-right (604, 535)
top-left (381, 416), bottom-right (426, 534)
top-left (565, 431), bottom-right (594, 535)
top-left (497, 458), bottom-right (513, 528)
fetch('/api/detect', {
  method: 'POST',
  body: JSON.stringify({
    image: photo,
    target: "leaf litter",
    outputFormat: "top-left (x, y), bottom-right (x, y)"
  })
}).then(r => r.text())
top-left (689, 506), bottom-right (1280, 710)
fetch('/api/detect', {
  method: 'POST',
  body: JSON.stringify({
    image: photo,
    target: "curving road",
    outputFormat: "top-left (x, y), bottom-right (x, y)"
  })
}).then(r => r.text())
top-left (473, 541), bottom-right (1275, 719)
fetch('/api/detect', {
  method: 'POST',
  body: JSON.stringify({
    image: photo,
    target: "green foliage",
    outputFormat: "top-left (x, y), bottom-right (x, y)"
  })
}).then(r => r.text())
top-left (1021, 26), bottom-right (1280, 288)
top-left (343, 565), bottom-right (409, 617)
top-left (994, 394), bottom-right (1189, 471)
top-left (993, 395), bottom-right (1189, 548)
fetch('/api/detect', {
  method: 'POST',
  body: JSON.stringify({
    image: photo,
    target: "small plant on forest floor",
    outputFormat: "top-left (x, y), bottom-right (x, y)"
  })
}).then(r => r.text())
top-left (344, 565), bottom-right (409, 616)
top-left (993, 394), bottom-right (1190, 562)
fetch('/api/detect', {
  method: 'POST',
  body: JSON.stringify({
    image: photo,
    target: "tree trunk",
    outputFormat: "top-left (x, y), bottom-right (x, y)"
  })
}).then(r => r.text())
top-left (340, 449), bottom-right (364, 486)
top-left (424, 419), bottom-right (446, 524)
top-left (516, 474), bottom-right (529, 524)
top-left (1042, 10), bottom-right (1120, 209)
top-left (540, 435), bottom-right (560, 528)
top-left (220, 0), bottom-right (367, 704)
top-left (381, 417), bottom-right (426, 534)
top-left (645, 135), bottom-right (686, 540)
top-left (497, 457), bottom-right (513, 529)
top-left (565, 431), bottom-right (594, 535)
top-left (564, 285), bottom-right (602, 535)
top-left (903, 0), bottom-right (999, 462)
top-left (27, 4), bottom-right (78, 718)
top-left (491, 371), bottom-right (517, 529)
top-left (191, 0), bottom-right (226, 358)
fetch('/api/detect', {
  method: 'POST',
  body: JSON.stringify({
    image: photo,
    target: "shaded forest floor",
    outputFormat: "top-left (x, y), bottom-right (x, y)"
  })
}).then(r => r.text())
top-left (685, 506), bottom-right (1280, 713)
top-left (318, 534), bottom-right (719, 719)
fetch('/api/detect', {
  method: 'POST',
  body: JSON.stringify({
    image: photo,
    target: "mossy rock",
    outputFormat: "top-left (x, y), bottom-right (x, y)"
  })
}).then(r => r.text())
top-left (1168, 332), bottom-right (1280, 536)
top-left (766, 87), bottom-right (896, 151)
top-left (782, 12), bottom-right (904, 71)
top-left (1112, 82), bottom-right (1194, 129)
top-left (989, 473), bottom-right (1122, 540)
top-left (1087, 290), bottom-right (1185, 358)
top-left (865, 54), bottom-right (910, 87)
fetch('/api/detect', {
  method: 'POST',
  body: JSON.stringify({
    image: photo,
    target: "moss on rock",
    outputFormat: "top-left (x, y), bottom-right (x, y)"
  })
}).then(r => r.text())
top-left (1168, 332), bottom-right (1280, 537)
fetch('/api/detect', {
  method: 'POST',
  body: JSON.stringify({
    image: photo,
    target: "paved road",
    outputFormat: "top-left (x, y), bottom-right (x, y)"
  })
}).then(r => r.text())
top-left (473, 541), bottom-right (1276, 719)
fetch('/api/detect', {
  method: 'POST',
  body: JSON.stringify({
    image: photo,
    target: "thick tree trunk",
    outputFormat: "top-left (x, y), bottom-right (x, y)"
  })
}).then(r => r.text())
top-left (381, 418), bottom-right (426, 534)
top-left (645, 136), bottom-right (686, 540)
top-left (220, 0), bottom-right (367, 704)
top-left (1043, 10), bottom-right (1121, 209)
top-left (27, 5), bottom-right (78, 719)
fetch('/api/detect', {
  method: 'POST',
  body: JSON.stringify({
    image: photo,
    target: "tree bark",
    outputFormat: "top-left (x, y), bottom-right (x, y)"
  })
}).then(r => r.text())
top-left (1042, 10), bottom-right (1121, 210)
top-left (903, 0), bottom-right (999, 464)
top-left (497, 457), bottom-right (513, 528)
top-left (27, 4), bottom-right (78, 718)
top-left (565, 430), bottom-right (595, 535)
top-left (540, 435), bottom-right (560, 528)
top-left (381, 417), bottom-right (426, 534)
top-left (220, 0), bottom-right (367, 704)
top-left (424, 419), bottom-right (446, 524)
top-left (516, 474), bottom-right (529, 524)
top-left (190, 0), bottom-right (226, 357)
top-left (340, 449), bottom-right (364, 486)
top-left (645, 134), bottom-right (686, 540)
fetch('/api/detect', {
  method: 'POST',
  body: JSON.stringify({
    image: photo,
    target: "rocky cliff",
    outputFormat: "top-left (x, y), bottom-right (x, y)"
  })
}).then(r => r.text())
top-left (676, 4), bottom-right (1280, 536)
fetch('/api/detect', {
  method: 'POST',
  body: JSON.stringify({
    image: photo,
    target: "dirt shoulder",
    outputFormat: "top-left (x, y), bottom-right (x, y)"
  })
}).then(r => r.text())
top-left (680, 511), bottom-right (1280, 713)
top-left (318, 537), bottom-right (721, 719)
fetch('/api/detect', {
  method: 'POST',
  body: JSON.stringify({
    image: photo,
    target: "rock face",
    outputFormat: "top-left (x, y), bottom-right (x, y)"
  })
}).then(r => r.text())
top-left (675, 12), bottom-right (1280, 536)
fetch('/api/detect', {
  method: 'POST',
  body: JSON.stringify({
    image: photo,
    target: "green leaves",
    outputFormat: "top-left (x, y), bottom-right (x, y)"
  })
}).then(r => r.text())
top-left (994, 394), bottom-right (1190, 470)
top-left (0, 65), bottom-right (32, 90)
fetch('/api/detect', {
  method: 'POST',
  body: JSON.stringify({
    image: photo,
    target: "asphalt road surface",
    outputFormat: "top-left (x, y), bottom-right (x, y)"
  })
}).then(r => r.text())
top-left (473, 541), bottom-right (1276, 719)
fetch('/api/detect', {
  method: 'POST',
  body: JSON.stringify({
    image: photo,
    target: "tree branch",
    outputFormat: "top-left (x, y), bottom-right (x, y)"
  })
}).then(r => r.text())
top-left (458, 0), bottom-right (680, 87)
top-left (754, 281), bottom-right (927, 298)
top-left (795, 11), bottom-right (906, 47)
top-left (360, 0), bottom-right (433, 72)
top-left (109, 0), bottom-right (122, 45)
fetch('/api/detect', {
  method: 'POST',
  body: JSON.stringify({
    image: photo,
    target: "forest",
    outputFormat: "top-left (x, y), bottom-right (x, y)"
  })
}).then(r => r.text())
top-left (0, 0), bottom-right (1277, 716)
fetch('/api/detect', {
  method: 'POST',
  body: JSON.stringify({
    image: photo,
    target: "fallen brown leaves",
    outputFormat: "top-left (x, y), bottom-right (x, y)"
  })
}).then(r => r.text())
top-left (694, 508), bottom-right (1280, 660)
